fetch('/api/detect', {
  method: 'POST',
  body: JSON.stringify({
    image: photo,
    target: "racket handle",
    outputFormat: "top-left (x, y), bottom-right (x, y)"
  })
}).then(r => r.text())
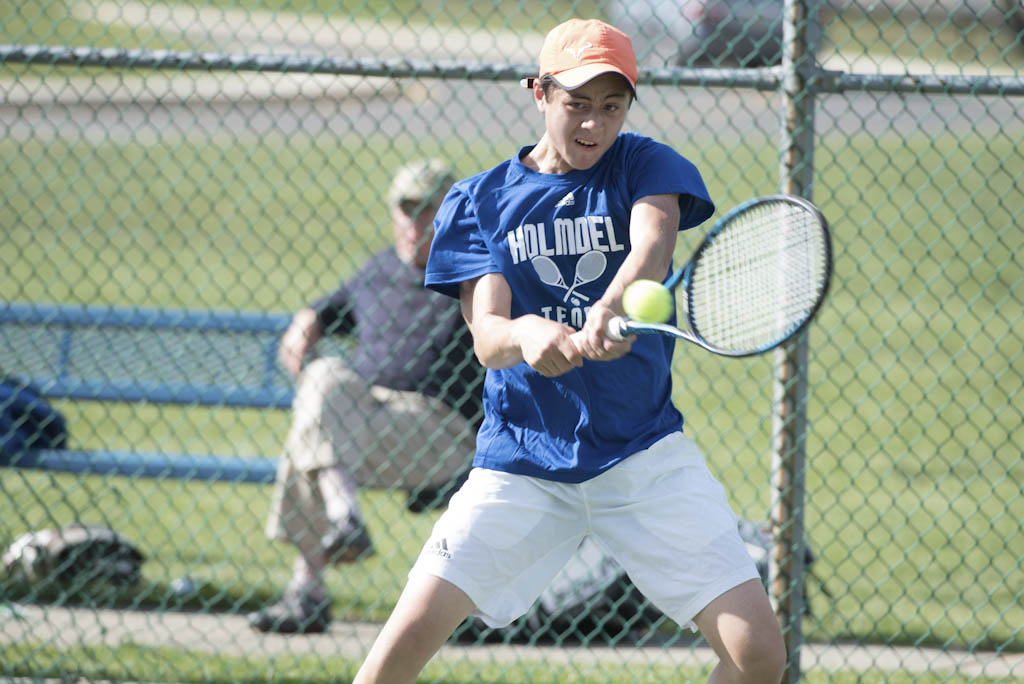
top-left (606, 316), bottom-right (629, 341)
top-left (569, 317), bottom-right (631, 351)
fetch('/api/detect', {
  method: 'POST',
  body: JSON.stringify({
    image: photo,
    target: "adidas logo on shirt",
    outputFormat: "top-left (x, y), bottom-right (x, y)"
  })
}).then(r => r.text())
top-left (429, 537), bottom-right (452, 559)
top-left (556, 191), bottom-right (575, 207)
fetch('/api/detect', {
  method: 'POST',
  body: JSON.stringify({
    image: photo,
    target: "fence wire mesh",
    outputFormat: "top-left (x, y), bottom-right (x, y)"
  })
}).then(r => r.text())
top-left (1, 1), bottom-right (1022, 682)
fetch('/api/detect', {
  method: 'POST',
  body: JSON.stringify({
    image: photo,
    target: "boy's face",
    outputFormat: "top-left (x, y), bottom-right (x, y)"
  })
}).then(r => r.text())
top-left (534, 73), bottom-right (631, 173)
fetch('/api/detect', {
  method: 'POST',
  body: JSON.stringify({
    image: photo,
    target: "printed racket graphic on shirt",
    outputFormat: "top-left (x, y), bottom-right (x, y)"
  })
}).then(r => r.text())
top-left (532, 255), bottom-right (578, 297)
top-left (607, 195), bottom-right (832, 357)
top-left (564, 250), bottom-right (606, 302)
top-left (532, 250), bottom-right (609, 303)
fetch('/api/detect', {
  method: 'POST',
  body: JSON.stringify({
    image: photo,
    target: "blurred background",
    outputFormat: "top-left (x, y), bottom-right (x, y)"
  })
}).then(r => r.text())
top-left (1, 1), bottom-right (1022, 682)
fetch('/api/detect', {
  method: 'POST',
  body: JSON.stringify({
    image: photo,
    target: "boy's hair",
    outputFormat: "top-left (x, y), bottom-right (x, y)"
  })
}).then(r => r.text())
top-left (539, 74), bottom-right (635, 106)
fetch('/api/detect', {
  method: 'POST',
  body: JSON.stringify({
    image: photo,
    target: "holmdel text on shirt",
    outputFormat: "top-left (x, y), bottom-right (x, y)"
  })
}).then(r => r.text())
top-left (507, 215), bottom-right (625, 330)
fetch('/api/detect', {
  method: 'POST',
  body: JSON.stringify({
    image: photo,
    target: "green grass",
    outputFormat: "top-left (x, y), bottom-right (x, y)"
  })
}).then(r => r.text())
top-left (681, 130), bottom-right (1024, 652)
top-left (2, 134), bottom-right (402, 310)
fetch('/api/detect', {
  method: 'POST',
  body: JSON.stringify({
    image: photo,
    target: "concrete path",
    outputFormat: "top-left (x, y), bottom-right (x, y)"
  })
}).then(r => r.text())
top-left (2, 603), bottom-right (1022, 681)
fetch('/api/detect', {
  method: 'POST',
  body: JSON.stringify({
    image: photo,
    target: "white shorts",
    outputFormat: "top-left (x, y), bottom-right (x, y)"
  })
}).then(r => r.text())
top-left (410, 431), bottom-right (759, 631)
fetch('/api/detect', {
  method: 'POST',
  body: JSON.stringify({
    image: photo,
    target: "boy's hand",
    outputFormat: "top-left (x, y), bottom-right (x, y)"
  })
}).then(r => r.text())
top-left (516, 316), bottom-right (584, 377)
top-left (571, 300), bottom-right (633, 361)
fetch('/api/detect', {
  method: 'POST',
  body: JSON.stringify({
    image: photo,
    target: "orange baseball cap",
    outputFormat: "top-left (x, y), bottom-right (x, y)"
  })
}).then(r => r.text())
top-left (522, 19), bottom-right (638, 96)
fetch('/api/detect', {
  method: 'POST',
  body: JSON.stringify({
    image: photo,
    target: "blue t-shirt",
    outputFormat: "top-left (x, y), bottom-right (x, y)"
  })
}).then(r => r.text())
top-left (425, 132), bottom-right (714, 483)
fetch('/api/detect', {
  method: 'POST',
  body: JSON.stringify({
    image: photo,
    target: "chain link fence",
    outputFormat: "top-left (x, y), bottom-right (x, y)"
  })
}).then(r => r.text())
top-left (2, 0), bottom-right (1022, 682)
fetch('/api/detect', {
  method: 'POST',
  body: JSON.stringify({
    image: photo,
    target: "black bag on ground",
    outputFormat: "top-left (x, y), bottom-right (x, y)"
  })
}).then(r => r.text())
top-left (2, 523), bottom-right (145, 587)
top-left (454, 536), bottom-right (661, 645)
top-left (455, 517), bottom-right (823, 644)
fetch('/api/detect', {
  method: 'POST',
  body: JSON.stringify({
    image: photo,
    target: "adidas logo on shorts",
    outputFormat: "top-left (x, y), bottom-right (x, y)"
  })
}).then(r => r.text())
top-left (429, 537), bottom-right (452, 559)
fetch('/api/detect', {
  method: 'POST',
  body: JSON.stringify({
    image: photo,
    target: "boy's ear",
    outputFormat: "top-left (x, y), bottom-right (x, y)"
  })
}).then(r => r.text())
top-left (533, 81), bottom-right (546, 112)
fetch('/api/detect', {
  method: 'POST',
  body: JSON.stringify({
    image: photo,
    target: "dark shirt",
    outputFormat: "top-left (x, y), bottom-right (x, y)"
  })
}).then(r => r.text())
top-left (311, 249), bottom-right (483, 427)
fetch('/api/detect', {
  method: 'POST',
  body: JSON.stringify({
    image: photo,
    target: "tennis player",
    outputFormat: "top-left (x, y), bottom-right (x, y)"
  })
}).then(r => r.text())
top-left (354, 18), bottom-right (785, 684)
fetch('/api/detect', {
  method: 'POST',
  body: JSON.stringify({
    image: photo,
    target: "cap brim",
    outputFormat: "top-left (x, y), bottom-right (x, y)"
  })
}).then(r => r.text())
top-left (545, 64), bottom-right (636, 95)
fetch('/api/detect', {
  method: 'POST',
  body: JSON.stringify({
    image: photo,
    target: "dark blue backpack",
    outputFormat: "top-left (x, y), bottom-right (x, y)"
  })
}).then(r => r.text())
top-left (0, 377), bottom-right (68, 461)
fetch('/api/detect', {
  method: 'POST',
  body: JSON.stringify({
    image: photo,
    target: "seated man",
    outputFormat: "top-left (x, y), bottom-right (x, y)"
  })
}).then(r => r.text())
top-left (248, 159), bottom-right (482, 634)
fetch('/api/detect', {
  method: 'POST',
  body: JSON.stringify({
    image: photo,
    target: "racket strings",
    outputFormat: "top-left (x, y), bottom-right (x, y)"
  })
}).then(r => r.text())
top-left (688, 202), bottom-right (829, 353)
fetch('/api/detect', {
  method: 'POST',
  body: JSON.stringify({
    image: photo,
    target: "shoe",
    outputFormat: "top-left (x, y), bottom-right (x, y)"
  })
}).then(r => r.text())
top-left (320, 513), bottom-right (374, 563)
top-left (247, 590), bottom-right (332, 634)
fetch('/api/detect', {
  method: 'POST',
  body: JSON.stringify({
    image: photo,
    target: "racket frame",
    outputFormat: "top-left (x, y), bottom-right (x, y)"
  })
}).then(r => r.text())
top-left (610, 195), bottom-right (832, 358)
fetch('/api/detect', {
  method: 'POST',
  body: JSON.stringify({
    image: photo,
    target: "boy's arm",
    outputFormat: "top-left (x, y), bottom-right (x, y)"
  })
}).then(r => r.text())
top-left (459, 273), bottom-right (583, 378)
top-left (574, 194), bottom-right (681, 359)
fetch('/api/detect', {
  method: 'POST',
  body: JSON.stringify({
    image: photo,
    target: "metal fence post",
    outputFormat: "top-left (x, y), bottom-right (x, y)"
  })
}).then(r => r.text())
top-left (772, 1), bottom-right (822, 682)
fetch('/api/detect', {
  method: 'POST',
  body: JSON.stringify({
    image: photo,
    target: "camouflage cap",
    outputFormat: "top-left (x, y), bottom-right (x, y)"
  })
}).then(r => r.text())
top-left (387, 158), bottom-right (456, 209)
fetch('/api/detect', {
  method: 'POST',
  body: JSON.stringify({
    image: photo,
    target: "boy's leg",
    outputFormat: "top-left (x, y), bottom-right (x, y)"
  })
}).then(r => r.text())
top-left (586, 432), bottom-right (783, 683)
top-left (354, 574), bottom-right (475, 684)
top-left (355, 468), bottom-right (586, 682)
top-left (692, 579), bottom-right (785, 684)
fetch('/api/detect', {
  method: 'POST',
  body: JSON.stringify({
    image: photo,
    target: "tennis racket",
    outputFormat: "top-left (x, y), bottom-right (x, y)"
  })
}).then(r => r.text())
top-left (608, 195), bottom-right (832, 357)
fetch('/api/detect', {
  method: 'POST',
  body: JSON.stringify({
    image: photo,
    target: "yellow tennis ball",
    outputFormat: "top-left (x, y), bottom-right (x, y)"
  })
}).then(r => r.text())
top-left (622, 279), bottom-right (673, 323)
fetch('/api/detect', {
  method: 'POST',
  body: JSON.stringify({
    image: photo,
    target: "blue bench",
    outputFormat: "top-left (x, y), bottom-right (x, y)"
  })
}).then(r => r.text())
top-left (0, 302), bottom-right (311, 483)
